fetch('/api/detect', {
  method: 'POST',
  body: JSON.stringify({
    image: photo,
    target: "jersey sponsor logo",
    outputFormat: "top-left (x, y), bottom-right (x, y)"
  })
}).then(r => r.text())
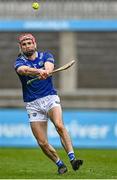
top-left (38, 61), bottom-right (44, 66)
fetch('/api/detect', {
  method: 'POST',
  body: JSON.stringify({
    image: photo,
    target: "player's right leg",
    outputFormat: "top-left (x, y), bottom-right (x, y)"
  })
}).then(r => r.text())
top-left (30, 121), bottom-right (58, 162)
top-left (30, 121), bottom-right (67, 174)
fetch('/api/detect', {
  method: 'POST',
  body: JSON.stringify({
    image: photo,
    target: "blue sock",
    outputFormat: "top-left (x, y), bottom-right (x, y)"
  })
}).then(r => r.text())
top-left (68, 151), bottom-right (75, 161)
top-left (56, 159), bottom-right (64, 167)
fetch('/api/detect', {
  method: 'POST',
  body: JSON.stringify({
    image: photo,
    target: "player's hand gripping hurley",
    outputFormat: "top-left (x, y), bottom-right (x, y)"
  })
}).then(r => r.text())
top-left (27, 60), bottom-right (75, 85)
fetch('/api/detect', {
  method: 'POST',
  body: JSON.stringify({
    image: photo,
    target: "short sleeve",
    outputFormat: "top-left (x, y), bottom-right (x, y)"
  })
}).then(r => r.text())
top-left (14, 58), bottom-right (27, 71)
top-left (44, 51), bottom-right (55, 64)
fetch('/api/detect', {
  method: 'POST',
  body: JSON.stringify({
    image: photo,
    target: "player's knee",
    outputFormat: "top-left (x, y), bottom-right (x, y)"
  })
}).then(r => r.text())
top-left (39, 140), bottom-right (49, 149)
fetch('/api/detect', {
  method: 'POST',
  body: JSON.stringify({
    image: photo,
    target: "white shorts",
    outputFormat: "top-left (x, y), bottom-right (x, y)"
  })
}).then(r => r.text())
top-left (26, 95), bottom-right (61, 122)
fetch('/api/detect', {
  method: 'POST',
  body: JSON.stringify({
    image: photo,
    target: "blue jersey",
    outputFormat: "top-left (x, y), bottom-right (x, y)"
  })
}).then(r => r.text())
top-left (14, 51), bottom-right (57, 102)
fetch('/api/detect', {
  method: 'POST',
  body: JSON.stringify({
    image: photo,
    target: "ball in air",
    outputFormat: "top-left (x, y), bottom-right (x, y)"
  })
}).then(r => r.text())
top-left (32, 2), bottom-right (40, 10)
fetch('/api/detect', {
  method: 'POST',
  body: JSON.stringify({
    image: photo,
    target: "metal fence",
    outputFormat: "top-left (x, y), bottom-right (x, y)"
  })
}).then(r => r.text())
top-left (0, 0), bottom-right (117, 20)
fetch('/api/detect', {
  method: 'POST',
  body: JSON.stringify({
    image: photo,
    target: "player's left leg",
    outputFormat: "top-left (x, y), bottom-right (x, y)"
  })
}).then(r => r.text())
top-left (49, 106), bottom-right (73, 152)
top-left (48, 106), bottom-right (83, 171)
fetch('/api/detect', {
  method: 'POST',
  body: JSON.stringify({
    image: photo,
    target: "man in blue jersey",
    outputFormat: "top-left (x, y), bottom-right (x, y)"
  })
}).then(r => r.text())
top-left (14, 33), bottom-right (83, 174)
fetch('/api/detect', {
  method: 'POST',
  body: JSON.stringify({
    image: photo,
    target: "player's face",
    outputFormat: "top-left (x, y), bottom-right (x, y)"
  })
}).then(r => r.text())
top-left (20, 39), bottom-right (36, 57)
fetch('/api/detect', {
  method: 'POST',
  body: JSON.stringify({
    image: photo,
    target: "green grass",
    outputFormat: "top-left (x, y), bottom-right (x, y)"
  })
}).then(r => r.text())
top-left (0, 148), bottom-right (117, 179)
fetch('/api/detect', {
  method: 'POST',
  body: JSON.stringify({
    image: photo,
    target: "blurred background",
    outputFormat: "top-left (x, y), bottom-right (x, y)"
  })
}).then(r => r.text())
top-left (0, 0), bottom-right (117, 148)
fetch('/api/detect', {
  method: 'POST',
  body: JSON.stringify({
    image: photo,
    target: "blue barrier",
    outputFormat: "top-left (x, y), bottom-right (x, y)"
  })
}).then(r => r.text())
top-left (0, 20), bottom-right (117, 31)
top-left (0, 109), bottom-right (117, 148)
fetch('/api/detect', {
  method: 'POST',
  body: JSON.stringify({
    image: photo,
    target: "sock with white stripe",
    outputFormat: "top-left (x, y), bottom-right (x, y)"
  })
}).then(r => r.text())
top-left (68, 151), bottom-right (75, 161)
top-left (56, 159), bottom-right (64, 167)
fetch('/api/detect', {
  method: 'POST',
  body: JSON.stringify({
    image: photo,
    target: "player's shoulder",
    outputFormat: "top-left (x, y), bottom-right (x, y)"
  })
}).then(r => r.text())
top-left (44, 50), bottom-right (54, 56)
top-left (38, 51), bottom-right (54, 63)
top-left (16, 54), bottom-right (27, 62)
top-left (38, 50), bottom-right (53, 57)
top-left (44, 51), bottom-right (55, 60)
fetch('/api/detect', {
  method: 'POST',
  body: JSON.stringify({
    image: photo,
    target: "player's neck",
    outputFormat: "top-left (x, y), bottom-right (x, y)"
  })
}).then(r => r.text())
top-left (27, 51), bottom-right (38, 60)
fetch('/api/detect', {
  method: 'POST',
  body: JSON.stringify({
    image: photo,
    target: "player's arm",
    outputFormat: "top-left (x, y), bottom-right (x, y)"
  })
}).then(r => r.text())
top-left (41, 51), bottom-right (55, 78)
top-left (44, 61), bottom-right (54, 74)
top-left (17, 65), bottom-right (41, 76)
top-left (32, 62), bottom-right (54, 80)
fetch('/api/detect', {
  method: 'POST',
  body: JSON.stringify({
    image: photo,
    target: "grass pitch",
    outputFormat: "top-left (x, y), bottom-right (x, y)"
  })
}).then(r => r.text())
top-left (0, 148), bottom-right (117, 179)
